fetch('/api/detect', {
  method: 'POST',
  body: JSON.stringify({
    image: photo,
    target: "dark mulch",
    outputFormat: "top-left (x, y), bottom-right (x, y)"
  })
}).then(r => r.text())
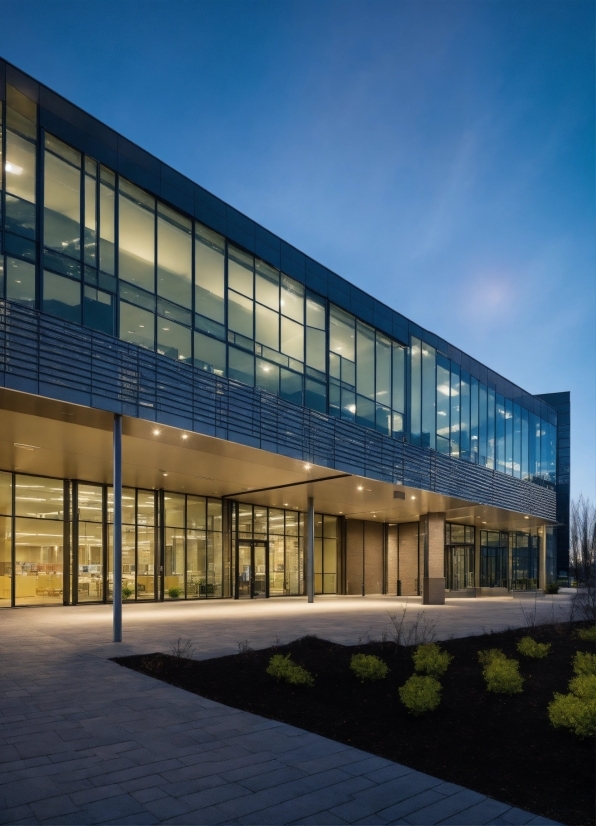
top-left (114, 622), bottom-right (595, 826)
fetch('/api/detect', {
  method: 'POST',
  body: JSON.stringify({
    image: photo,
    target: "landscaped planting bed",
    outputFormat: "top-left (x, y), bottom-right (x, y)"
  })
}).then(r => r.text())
top-left (114, 622), bottom-right (595, 826)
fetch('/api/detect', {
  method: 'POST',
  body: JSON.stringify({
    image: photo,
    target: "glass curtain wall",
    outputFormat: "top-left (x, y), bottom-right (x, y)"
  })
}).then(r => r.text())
top-left (480, 530), bottom-right (509, 588)
top-left (14, 475), bottom-right (65, 605)
top-left (164, 493), bottom-right (223, 599)
top-left (510, 531), bottom-right (540, 591)
top-left (0, 472), bottom-right (12, 608)
top-left (1, 114), bottom-right (558, 485)
top-left (445, 523), bottom-right (475, 590)
top-left (314, 514), bottom-right (338, 594)
top-left (233, 503), bottom-right (305, 596)
top-left (76, 483), bottom-right (104, 602)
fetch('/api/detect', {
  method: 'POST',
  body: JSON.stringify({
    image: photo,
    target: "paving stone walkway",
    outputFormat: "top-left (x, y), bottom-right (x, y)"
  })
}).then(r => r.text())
top-left (0, 597), bottom-right (566, 825)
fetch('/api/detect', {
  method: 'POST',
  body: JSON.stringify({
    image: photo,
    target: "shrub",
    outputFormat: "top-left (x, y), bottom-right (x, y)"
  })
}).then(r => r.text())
top-left (545, 582), bottom-right (560, 594)
top-left (412, 643), bottom-right (452, 677)
top-left (577, 626), bottom-right (596, 642)
top-left (478, 648), bottom-right (506, 667)
top-left (548, 675), bottom-right (596, 738)
top-left (399, 675), bottom-right (441, 715)
top-left (573, 651), bottom-right (596, 676)
top-left (483, 657), bottom-right (524, 694)
top-left (167, 586), bottom-right (182, 599)
top-left (516, 636), bottom-right (551, 659)
top-left (121, 586), bottom-right (133, 600)
top-left (266, 654), bottom-right (314, 686)
top-left (350, 653), bottom-right (389, 682)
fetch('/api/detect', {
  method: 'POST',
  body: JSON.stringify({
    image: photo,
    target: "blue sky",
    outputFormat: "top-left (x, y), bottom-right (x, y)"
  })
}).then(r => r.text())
top-left (1, 0), bottom-right (594, 500)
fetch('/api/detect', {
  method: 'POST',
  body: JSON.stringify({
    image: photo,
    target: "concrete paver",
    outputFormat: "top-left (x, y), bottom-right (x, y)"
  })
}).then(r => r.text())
top-left (0, 595), bottom-right (567, 824)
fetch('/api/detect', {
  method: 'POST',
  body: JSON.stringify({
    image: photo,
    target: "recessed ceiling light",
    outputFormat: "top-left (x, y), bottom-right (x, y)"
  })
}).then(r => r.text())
top-left (357, 485), bottom-right (363, 491)
top-left (524, 516), bottom-right (529, 520)
top-left (284, 503), bottom-right (288, 506)
top-left (181, 434), bottom-right (188, 440)
top-left (410, 495), bottom-right (416, 500)
top-left (304, 463), bottom-right (311, 470)
top-left (162, 472), bottom-right (168, 477)
top-left (153, 429), bottom-right (161, 436)
top-left (482, 521), bottom-right (486, 524)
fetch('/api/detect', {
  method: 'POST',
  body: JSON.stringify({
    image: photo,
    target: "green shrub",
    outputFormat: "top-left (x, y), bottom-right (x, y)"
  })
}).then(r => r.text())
top-left (398, 675), bottom-right (442, 715)
top-left (350, 653), bottom-right (389, 682)
top-left (478, 648), bottom-right (506, 667)
top-left (121, 586), bottom-right (133, 601)
top-left (516, 636), bottom-right (551, 659)
top-left (412, 643), bottom-right (452, 677)
top-left (573, 651), bottom-right (596, 676)
top-left (545, 582), bottom-right (560, 594)
top-left (577, 626), bottom-right (596, 642)
top-left (167, 586), bottom-right (182, 599)
top-left (548, 675), bottom-right (596, 738)
top-left (266, 654), bottom-right (314, 687)
top-left (483, 657), bottom-right (524, 694)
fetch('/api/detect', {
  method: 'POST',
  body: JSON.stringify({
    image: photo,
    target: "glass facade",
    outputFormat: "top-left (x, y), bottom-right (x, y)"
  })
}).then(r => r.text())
top-left (0, 89), bottom-right (557, 487)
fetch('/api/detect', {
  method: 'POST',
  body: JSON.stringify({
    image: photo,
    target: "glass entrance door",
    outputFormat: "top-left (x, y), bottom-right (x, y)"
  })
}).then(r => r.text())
top-left (447, 546), bottom-right (474, 590)
top-left (237, 541), bottom-right (268, 598)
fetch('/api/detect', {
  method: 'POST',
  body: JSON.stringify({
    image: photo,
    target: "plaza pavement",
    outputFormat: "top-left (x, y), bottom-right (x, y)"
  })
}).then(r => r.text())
top-left (0, 594), bottom-right (568, 825)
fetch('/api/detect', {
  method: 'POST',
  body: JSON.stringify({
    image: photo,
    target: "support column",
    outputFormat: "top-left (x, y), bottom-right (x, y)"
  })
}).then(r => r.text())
top-left (113, 414), bottom-right (122, 642)
top-left (307, 496), bottom-right (314, 603)
top-left (539, 523), bottom-right (547, 592)
top-left (421, 512), bottom-right (446, 605)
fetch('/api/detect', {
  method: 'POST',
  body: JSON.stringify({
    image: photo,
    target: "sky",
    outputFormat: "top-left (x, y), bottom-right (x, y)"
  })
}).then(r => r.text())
top-left (1, 0), bottom-right (594, 501)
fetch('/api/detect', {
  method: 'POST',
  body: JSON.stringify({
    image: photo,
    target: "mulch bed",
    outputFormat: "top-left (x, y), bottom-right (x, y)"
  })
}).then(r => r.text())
top-left (114, 622), bottom-right (595, 826)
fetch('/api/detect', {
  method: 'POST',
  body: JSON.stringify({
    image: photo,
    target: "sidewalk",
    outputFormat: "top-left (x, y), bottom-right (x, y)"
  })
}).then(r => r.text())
top-left (0, 597), bottom-right (566, 825)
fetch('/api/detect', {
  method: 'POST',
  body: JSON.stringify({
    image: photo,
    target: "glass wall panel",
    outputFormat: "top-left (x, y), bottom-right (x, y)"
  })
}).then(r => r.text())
top-left (255, 303), bottom-right (279, 350)
top-left (521, 408), bottom-right (529, 480)
top-left (505, 399), bottom-right (514, 475)
top-left (84, 286), bottom-right (114, 335)
top-left (460, 370), bottom-right (470, 460)
top-left (15, 475), bottom-right (64, 519)
top-left (422, 344), bottom-right (436, 450)
top-left (15, 517), bottom-right (63, 605)
top-left (137, 525), bottom-right (154, 599)
top-left (478, 383), bottom-right (487, 465)
top-left (376, 335), bottom-right (391, 410)
top-left (44, 137), bottom-right (81, 259)
top-left (228, 291), bottom-right (253, 338)
top-left (99, 167), bottom-right (116, 275)
top-left (392, 343), bottom-right (405, 416)
top-left (155, 204), bottom-right (191, 307)
top-left (84, 158), bottom-right (97, 266)
top-left (77, 484), bottom-right (103, 603)
top-left (157, 318), bottom-right (191, 362)
top-left (486, 387), bottom-right (495, 469)
top-left (410, 337), bottom-right (421, 445)
top-left (450, 365), bottom-right (461, 457)
top-left (255, 260), bottom-right (279, 310)
top-left (470, 376), bottom-right (479, 462)
top-left (228, 347), bottom-right (254, 386)
top-left (330, 305), bottom-right (355, 361)
top-left (436, 356), bottom-right (450, 454)
top-left (281, 274), bottom-right (304, 322)
top-left (281, 316), bottom-right (303, 361)
top-left (43, 271), bottom-right (81, 324)
top-left (5, 96), bottom-right (36, 239)
top-left (513, 403), bottom-right (522, 479)
top-left (6, 257), bottom-right (35, 306)
top-left (195, 224), bottom-right (225, 323)
top-left (119, 301), bottom-right (155, 350)
top-left (496, 394), bottom-right (506, 474)
top-left (194, 331), bottom-right (226, 375)
top-left (228, 246), bottom-right (253, 296)
top-left (356, 322), bottom-right (375, 400)
top-left (0, 515), bottom-right (11, 608)
top-left (119, 180), bottom-right (155, 292)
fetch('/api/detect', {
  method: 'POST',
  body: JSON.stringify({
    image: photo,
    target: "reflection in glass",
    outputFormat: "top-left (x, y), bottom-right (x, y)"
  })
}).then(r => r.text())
top-left (43, 271), bottom-right (81, 324)
top-left (119, 301), bottom-right (155, 350)
top-left (6, 257), bottom-right (36, 307)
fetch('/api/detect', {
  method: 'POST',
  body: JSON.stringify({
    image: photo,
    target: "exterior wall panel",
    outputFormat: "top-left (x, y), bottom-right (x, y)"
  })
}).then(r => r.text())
top-left (364, 521), bottom-right (384, 594)
top-left (346, 520), bottom-right (363, 595)
top-left (398, 522), bottom-right (419, 596)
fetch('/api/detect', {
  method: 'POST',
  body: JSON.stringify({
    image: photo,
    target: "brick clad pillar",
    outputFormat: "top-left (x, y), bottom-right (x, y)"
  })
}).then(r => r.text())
top-left (421, 512), bottom-right (446, 605)
top-left (398, 523), bottom-right (419, 596)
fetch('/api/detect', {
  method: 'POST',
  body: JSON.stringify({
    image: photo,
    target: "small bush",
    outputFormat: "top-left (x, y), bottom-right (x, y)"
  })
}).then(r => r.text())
top-left (412, 643), bottom-right (452, 677)
top-left (548, 675), bottom-right (596, 738)
top-left (399, 675), bottom-right (441, 715)
top-left (483, 657), bottom-right (524, 694)
top-left (350, 653), bottom-right (389, 682)
top-left (577, 626), bottom-right (596, 642)
top-left (573, 651), bottom-right (596, 676)
top-left (121, 586), bottom-right (133, 600)
top-left (167, 586), bottom-right (182, 599)
top-left (545, 582), bottom-right (560, 594)
top-left (478, 648), bottom-right (506, 667)
top-left (516, 636), bottom-right (551, 659)
top-left (266, 654), bottom-right (314, 687)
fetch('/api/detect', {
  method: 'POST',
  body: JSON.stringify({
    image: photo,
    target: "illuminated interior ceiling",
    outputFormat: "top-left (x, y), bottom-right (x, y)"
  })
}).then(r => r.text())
top-left (0, 388), bottom-right (552, 531)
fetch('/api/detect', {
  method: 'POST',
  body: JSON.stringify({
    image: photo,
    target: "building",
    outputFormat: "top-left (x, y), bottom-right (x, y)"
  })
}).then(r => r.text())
top-left (0, 59), bottom-right (569, 611)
